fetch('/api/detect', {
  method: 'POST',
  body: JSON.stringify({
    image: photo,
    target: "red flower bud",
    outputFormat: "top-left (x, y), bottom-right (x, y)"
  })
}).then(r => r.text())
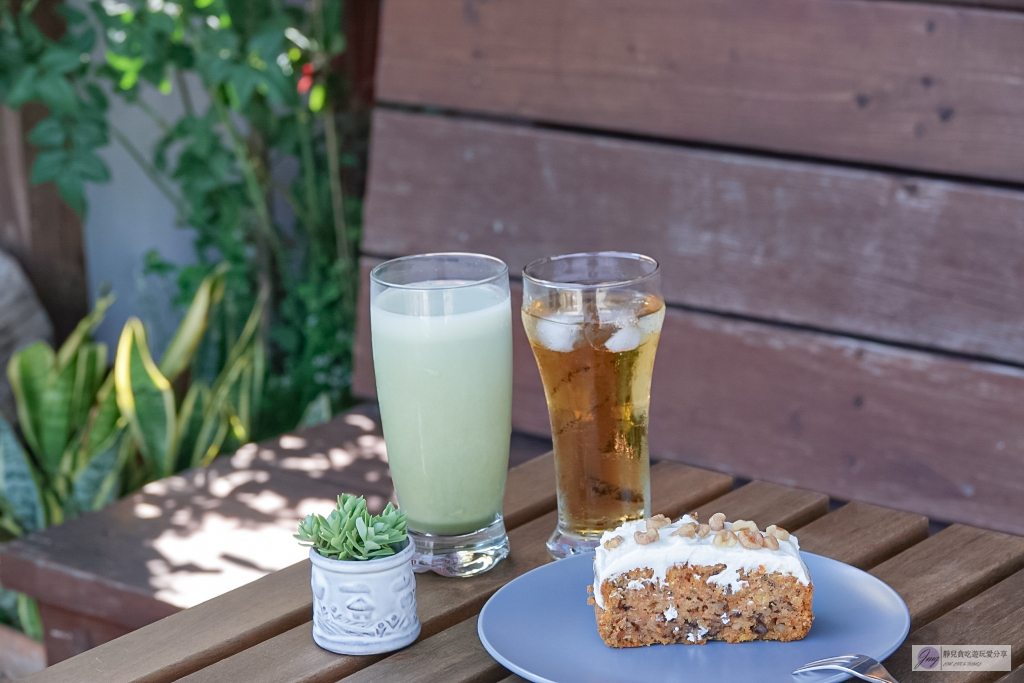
top-left (302, 63), bottom-right (315, 77)
top-left (297, 75), bottom-right (313, 94)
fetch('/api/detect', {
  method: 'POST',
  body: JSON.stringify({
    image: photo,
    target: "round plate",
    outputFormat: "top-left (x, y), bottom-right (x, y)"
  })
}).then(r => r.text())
top-left (478, 552), bottom-right (909, 683)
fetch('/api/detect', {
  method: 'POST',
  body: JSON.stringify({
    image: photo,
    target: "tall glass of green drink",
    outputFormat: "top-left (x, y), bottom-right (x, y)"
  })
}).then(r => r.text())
top-left (370, 253), bottom-right (512, 577)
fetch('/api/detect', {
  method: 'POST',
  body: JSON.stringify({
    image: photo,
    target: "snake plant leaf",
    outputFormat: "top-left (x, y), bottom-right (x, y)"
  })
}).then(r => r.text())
top-left (159, 263), bottom-right (228, 382)
top-left (79, 376), bottom-right (120, 465)
top-left (16, 594), bottom-right (42, 643)
top-left (37, 352), bottom-right (79, 475)
top-left (55, 293), bottom-right (114, 371)
top-left (298, 392), bottom-right (331, 428)
top-left (73, 429), bottom-right (125, 512)
top-left (175, 381), bottom-right (209, 473)
top-left (0, 416), bottom-right (44, 534)
top-left (7, 342), bottom-right (54, 458)
top-left (69, 343), bottom-right (108, 434)
top-left (219, 285), bottom-right (268, 381)
top-left (115, 319), bottom-right (177, 479)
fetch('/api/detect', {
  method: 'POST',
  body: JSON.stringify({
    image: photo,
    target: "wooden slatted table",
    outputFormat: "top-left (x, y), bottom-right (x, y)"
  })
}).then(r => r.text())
top-left (21, 453), bottom-right (1024, 683)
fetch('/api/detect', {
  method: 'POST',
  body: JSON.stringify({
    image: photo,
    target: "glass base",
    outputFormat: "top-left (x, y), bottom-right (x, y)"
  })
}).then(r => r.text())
top-left (409, 517), bottom-right (510, 577)
top-left (546, 526), bottom-right (601, 560)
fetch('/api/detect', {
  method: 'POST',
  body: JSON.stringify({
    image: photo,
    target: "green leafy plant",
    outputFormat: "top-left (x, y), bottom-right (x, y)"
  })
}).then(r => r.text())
top-left (296, 494), bottom-right (408, 561)
top-left (90, 0), bottom-right (361, 436)
top-left (0, 0), bottom-right (362, 442)
top-left (0, 266), bottom-right (264, 637)
top-left (0, 0), bottom-right (110, 214)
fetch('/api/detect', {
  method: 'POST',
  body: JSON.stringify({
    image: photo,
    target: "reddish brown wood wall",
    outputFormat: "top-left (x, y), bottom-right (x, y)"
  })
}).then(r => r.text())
top-left (360, 0), bottom-right (1024, 532)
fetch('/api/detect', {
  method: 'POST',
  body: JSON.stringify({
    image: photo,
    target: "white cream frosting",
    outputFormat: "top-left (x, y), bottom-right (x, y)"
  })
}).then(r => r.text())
top-left (592, 515), bottom-right (811, 609)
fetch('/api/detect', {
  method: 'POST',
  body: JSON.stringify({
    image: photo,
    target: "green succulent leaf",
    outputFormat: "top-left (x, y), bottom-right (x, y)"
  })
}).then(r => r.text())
top-left (296, 494), bottom-right (407, 561)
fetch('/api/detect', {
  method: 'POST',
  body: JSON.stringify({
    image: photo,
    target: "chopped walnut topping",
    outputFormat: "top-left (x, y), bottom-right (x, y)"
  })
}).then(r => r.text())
top-left (603, 535), bottom-right (624, 550)
top-left (736, 528), bottom-right (764, 549)
top-left (763, 533), bottom-right (780, 550)
top-left (731, 519), bottom-right (758, 533)
top-left (587, 584), bottom-right (594, 594)
top-left (671, 522), bottom-right (698, 538)
top-left (634, 528), bottom-right (659, 545)
top-left (766, 524), bottom-right (790, 541)
top-left (646, 514), bottom-right (671, 532)
top-left (587, 595), bottom-right (596, 606)
top-left (712, 529), bottom-right (738, 548)
top-left (697, 523), bottom-right (712, 538)
top-left (709, 512), bottom-right (726, 531)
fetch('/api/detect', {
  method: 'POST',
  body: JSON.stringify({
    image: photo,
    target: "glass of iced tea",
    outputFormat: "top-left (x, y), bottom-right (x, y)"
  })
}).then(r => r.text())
top-left (522, 252), bottom-right (664, 559)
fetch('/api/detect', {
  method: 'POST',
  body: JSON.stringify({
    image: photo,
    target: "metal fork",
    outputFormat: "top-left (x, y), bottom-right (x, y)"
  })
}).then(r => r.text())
top-left (793, 654), bottom-right (900, 683)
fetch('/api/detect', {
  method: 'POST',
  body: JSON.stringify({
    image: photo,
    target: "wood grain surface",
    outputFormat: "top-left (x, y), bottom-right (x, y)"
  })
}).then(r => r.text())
top-left (18, 447), bottom-right (567, 683)
top-left (21, 561), bottom-right (313, 683)
top-left (377, 0), bottom-right (1024, 184)
top-left (171, 463), bottom-right (733, 683)
top-left (354, 256), bottom-right (1024, 537)
top-left (689, 482), bottom-right (828, 532)
top-left (795, 502), bottom-right (929, 570)
top-left (364, 110), bottom-right (1024, 364)
top-left (342, 617), bottom-right (505, 683)
top-left (885, 569), bottom-right (1024, 682)
top-left (871, 524), bottom-right (1024, 629)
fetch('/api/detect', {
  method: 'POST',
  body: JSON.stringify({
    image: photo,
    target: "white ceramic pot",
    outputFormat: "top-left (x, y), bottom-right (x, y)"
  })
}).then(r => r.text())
top-left (309, 541), bottom-right (421, 655)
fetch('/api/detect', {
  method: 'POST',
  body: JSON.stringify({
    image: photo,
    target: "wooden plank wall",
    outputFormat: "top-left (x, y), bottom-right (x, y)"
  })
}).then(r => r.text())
top-left (358, 0), bottom-right (1024, 535)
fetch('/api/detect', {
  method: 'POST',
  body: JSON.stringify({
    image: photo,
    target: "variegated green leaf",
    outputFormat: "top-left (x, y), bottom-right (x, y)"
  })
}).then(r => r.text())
top-left (56, 293), bottom-right (114, 370)
top-left (159, 264), bottom-right (228, 382)
top-left (0, 416), bottom-right (44, 534)
top-left (38, 353), bottom-right (78, 474)
top-left (175, 382), bottom-right (209, 473)
top-left (69, 343), bottom-right (107, 435)
top-left (73, 429), bottom-right (125, 512)
top-left (114, 319), bottom-right (177, 479)
top-left (7, 343), bottom-right (54, 457)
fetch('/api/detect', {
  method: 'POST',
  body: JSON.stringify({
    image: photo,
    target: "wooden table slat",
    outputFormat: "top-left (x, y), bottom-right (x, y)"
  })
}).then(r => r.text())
top-left (175, 463), bottom-right (734, 683)
top-left (20, 453), bottom-right (561, 683)
top-left (795, 502), bottom-right (929, 570)
top-left (885, 568), bottom-right (1024, 683)
top-left (996, 666), bottom-right (1024, 682)
top-left (21, 562), bottom-right (312, 683)
top-left (870, 524), bottom-right (1024, 630)
top-left (341, 616), bottom-right (504, 683)
top-left (689, 481), bottom-right (829, 532)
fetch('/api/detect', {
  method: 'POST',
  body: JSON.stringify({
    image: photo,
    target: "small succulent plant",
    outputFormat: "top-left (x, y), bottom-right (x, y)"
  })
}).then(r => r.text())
top-left (295, 494), bottom-right (408, 561)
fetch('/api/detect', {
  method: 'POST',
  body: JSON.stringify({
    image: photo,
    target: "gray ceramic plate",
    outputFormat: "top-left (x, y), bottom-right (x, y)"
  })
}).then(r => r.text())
top-left (478, 552), bottom-right (909, 683)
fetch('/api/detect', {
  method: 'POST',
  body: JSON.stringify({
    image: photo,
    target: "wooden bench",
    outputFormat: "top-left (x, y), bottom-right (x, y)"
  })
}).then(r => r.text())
top-left (0, 405), bottom-right (550, 664)
top-left (355, 0), bottom-right (1024, 537)
top-left (18, 454), bottom-right (1024, 683)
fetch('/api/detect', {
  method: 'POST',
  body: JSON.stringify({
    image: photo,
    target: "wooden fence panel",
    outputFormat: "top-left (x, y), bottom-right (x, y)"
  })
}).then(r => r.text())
top-left (364, 110), bottom-right (1024, 364)
top-left (354, 258), bottom-right (1024, 537)
top-left (377, 0), bottom-right (1024, 184)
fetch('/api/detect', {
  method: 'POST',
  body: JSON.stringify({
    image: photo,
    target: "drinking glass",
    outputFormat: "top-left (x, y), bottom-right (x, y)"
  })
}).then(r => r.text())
top-left (522, 252), bottom-right (664, 559)
top-left (370, 253), bottom-right (512, 577)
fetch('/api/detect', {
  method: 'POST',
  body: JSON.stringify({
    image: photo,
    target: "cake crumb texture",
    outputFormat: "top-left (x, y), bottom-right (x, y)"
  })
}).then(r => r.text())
top-left (596, 564), bottom-right (813, 646)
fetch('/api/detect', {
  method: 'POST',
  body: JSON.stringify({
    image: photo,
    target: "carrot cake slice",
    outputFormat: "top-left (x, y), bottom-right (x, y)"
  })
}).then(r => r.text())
top-left (589, 513), bottom-right (813, 647)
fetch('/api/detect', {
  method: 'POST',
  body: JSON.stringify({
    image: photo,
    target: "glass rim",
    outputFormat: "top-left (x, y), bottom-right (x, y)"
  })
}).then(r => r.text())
top-left (521, 251), bottom-right (660, 290)
top-left (369, 252), bottom-right (509, 291)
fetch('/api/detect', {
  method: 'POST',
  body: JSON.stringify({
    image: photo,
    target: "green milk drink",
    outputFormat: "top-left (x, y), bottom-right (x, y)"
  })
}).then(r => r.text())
top-left (370, 282), bottom-right (512, 536)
